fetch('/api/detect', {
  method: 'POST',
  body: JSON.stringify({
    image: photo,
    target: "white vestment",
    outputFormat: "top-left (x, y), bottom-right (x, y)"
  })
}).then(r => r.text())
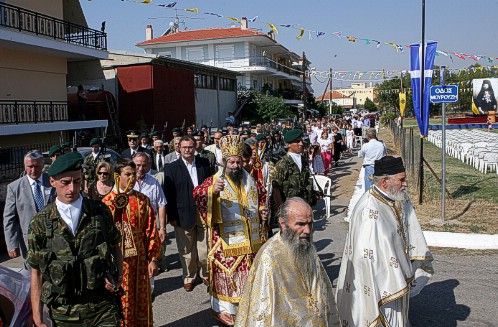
top-left (336, 186), bottom-right (433, 327)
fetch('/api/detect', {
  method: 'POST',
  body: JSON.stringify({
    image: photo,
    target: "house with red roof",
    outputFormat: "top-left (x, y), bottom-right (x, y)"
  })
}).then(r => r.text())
top-left (136, 18), bottom-right (312, 104)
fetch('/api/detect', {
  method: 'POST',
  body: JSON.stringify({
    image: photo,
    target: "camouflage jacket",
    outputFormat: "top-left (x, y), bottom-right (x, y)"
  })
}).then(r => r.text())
top-left (83, 153), bottom-right (105, 185)
top-left (272, 153), bottom-right (315, 204)
top-left (27, 198), bottom-right (121, 305)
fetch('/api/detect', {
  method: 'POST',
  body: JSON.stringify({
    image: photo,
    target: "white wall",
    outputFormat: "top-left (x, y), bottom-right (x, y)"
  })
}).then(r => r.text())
top-left (194, 88), bottom-right (236, 127)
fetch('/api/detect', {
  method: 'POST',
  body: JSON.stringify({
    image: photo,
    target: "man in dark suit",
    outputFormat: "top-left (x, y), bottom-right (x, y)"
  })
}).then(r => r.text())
top-left (3, 150), bottom-right (55, 259)
top-left (164, 136), bottom-right (214, 292)
top-left (151, 139), bottom-right (166, 173)
top-left (121, 131), bottom-right (151, 159)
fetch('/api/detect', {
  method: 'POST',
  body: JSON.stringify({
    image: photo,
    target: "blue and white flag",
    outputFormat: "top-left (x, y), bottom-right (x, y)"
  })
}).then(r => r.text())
top-left (410, 41), bottom-right (437, 137)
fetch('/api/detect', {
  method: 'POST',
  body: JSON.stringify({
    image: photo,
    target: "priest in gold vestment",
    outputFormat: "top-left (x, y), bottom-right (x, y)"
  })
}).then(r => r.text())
top-left (336, 156), bottom-right (433, 327)
top-left (194, 135), bottom-right (268, 326)
top-left (235, 197), bottom-right (340, 327)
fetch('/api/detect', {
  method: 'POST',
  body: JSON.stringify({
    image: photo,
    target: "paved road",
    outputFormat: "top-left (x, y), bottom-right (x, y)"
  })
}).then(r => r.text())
top-left (2, 153), bottom-right (497, 326)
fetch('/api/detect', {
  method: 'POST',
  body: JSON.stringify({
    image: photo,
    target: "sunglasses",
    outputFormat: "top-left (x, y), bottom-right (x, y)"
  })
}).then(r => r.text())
top-left (97, 172), bottom-right (109, 176)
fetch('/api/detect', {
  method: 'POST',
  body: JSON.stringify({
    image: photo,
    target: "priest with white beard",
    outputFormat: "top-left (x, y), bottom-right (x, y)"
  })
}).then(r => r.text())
top-left (235, 197), bottom-right (340, 327)
top-left (336, 156), bottom-right (433, 327)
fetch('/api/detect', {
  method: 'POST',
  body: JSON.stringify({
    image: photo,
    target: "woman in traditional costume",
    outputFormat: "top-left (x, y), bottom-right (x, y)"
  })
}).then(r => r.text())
top-left (102, 160), bottom-right (160, 327)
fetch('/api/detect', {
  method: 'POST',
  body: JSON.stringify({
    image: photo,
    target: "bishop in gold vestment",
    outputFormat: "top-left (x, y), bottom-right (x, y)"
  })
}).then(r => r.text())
top-left (193, 135), bottom-right (267, 326)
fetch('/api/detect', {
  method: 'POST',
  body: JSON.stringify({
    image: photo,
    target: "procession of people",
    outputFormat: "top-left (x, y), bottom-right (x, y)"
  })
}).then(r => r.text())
top-left (2, 111), bottom-right (434, 327)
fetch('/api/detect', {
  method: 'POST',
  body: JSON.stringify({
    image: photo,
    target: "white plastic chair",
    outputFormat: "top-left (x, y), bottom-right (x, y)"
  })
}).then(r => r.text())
top-left (311, 175), bottom-right (332, 218)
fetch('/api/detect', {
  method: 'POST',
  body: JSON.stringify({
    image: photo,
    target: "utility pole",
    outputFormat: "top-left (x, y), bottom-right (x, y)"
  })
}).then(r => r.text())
top-left (418, 0), bottom-right (426, 205)
top-left (329, 68), bottom-right (333, 115)
top-left (440, 65), bottom-right (446, 224)
top-left (301, 51), bottom-right (307, 121)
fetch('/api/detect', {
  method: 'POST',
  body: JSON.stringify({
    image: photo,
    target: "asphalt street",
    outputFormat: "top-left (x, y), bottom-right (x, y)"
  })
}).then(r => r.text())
top-left (1, 153), bottom-right (497, 326)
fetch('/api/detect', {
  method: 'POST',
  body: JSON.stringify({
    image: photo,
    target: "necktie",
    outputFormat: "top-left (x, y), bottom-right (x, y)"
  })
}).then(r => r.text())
top-left (34, 180), bottom-right (44, 212)
top-left (158, 154), bottom-right (163, 170)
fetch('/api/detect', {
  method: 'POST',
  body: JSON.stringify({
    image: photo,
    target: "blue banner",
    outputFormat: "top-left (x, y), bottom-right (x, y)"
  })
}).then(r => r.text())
top-left (410, 41), bottom-right (438, 137)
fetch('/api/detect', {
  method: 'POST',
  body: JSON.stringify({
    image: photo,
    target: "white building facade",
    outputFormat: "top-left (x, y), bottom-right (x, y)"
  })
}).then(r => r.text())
top-left (136, 19), bottom-right (312, 104)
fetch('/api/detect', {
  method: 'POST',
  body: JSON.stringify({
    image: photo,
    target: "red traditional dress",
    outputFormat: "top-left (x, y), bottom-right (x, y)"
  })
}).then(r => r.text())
top-left (193, 170), bottom-right (267, 313)
top-left (102, 190), bottom-right (161, 327)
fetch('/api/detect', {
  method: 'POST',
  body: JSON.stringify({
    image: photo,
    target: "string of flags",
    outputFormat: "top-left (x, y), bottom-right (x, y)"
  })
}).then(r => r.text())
top-left (94, 0), bottom-right (498, 66)
top-left (308, 66), bottom-right (498, 81)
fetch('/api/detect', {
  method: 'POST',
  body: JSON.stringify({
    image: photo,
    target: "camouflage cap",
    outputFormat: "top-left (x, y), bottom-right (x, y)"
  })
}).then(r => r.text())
top-left (48, 145), bottom-right (62, 157)
top-left (89, 138), bottom-right (101, 146)
top-left (283, 129), bottom-right (303, 143)
top-left (47, 152), bottom-right (84, 177)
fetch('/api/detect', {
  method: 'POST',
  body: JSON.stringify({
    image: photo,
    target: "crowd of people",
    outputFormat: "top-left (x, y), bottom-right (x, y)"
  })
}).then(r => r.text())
top-left (2, 111), bottom-right (434, 327)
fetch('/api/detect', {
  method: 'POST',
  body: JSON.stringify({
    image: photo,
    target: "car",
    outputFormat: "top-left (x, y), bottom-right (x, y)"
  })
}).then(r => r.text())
top-left (0, 267), bottom-right (32, 326)
top-left (76, 147), bottom-right (122, 165)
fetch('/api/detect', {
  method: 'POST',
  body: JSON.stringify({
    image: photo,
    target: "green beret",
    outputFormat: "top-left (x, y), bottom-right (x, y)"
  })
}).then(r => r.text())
top-left (48, 145), bottom-right (62, 157)
top-left (255, 134), bottom-right (266, 141)
top-left (150, 131), bottom-right (159, 137)
top-left (47, 152), bottom-right (84, 177)
top-left (284, 129), bottom-right (303, 143)
top-left (89, 138), bottom-right (101, 146)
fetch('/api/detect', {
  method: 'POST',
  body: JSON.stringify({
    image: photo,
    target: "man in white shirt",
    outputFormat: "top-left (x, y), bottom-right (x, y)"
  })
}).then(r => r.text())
top-left (358, 128), bottom-right (386, 191)
top-left (205, 131), bottom-right (224, 170)
top-left (3, 150), bottom-right (54, 259)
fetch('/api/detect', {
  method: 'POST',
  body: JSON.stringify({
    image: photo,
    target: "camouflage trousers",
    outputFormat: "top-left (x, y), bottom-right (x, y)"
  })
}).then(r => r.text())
top-left (49, 299), bottom-right (120, 327)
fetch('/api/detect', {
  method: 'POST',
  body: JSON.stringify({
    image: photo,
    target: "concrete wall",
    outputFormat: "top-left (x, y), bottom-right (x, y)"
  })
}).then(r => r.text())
top-left (0, 47), bottom-right (67, 101)
top-left (194, 89), bottom-right (236, 127)
top-left (5, 0), bottom-right (64, 19)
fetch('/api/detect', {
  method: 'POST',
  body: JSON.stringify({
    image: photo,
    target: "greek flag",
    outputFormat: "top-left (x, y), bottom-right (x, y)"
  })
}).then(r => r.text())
top-left (409, 41), bottom-right (437, 137)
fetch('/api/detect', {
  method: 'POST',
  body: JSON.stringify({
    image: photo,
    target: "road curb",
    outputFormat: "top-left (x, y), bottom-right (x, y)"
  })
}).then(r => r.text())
top-left (423, 231), bottom-right (498, 250)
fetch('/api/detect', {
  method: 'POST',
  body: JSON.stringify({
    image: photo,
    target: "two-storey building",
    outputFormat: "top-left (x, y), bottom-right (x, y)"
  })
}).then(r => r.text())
top-left (136, 18), bottom-right (312, 105)
top-left (0, 0), bottom-right (108, 159)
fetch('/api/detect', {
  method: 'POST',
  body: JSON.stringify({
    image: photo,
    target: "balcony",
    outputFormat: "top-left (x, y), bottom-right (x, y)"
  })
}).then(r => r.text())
top-left (0, 100), bottom-right (68, 124)
top-left (193, 56), bottom-right (302, 81)
top-left (0, 2), bottom-right (107, 58)
top-left (0, 100), bottom-right (108, 136)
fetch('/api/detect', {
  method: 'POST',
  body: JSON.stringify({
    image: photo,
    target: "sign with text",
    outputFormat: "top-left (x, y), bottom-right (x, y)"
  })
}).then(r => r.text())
top-left (430, 85), bottom-right (459, 103)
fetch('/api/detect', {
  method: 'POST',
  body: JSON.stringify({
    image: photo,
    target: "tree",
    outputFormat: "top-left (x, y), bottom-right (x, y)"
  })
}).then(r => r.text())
top-left (251, 91), bottom-right (292, 122)
top-left (364, 97), bottom-right (378, 112)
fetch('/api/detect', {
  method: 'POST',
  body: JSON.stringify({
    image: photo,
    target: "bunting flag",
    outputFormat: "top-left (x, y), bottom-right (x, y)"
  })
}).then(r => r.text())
top-left (142, 0), bottom-right (151, 3)
top-left (386, 42), bottom-right (403, 53)
top-left (346, 35), bottom-right (357, 43)
top-left (185, 7), bottom-right (199, 14)
top-left (279, 24), bottom-right (292, 28)
top-left (268, 23), bottom-right (278, 34)
top-left (410, 41), bottom-right (438, 137)
top-left (205, 12), bottom-right (223, 17)
top-left (399, 92), bottom-right (407, 117)
top-left (296, 28), bottom-right (305, 40)
top-left (316, 31), bottom-right (326, 37)
top-left (226, 16), bottom-right (240, 23)
top-left (332, 32), bottom-right (342, 38)
top-left (158, 2), bottom-right (176, 7)
top-left (248, 16), bottom-right (258, 22)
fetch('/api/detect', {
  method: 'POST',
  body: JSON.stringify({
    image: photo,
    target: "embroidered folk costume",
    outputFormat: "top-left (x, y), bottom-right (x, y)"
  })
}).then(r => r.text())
top-left (102, 174), bottom-right (160, 327)
top-left (234, 232), bottom-right (338, 327)
top-left (193, 135), bottom-right (267, 320)
top-left (336, 157), bottom-right (433, 327)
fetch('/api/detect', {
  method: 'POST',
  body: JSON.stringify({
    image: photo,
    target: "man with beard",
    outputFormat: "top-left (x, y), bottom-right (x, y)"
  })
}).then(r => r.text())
top-left (336, 156), bottom-right (433, 327)
top-left (194, 135), bottom-right (268, 326)
top-left (235, 197), bottom-right (339, 327)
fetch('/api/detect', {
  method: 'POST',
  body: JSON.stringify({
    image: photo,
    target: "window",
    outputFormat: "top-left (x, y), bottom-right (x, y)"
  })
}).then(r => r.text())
top-left (194, 74), bottom-right (217, 89)
top-left (216, 44), bottom-right (235, 60)
top-left (187, 47), bottom-right (204, 62)
top-left (219, 78), bottom-right (236, 91)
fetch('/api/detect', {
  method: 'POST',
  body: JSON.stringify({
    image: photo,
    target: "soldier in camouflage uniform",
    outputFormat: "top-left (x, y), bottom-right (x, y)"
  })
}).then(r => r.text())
top-left (193, 131), bottom-right (216, 173)
top-left (27, 152), bottom-right (122, 327)
top-left (271, 129), bottom-right (316, 227)
top-left (83, 138), bottom-right (105, 192)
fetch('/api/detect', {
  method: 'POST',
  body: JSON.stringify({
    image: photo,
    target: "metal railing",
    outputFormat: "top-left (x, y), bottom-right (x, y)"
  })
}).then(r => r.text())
top-left (0, 2), bottom-right (107, 50)
top-left (0, 101), bottom-right (68, 124)
top-left (0, 142), bottom-right (52, 181)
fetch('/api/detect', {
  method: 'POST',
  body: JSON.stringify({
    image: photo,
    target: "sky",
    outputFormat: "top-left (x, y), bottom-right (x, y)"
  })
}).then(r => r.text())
top-left (81, 0), bottom-right (498, 94)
